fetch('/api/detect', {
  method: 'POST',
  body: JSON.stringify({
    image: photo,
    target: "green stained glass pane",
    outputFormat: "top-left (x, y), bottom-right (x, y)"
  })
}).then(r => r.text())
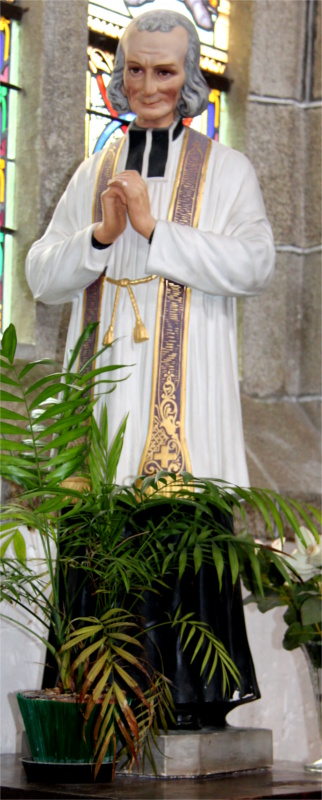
top-left (0, 15), bottom-right (21, 332)
top-left (0, 85), bottom-right (8, 133)
top-left (2, 232), bottom-right (13, 332)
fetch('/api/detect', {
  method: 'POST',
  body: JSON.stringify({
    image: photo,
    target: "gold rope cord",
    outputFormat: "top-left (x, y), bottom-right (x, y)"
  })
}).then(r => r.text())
top-left (103, 274), bottom-right (158, 345)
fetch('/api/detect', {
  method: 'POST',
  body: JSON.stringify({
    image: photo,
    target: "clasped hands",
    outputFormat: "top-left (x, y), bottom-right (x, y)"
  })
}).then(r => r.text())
top-left (94, 170), bottom-right (156, 245)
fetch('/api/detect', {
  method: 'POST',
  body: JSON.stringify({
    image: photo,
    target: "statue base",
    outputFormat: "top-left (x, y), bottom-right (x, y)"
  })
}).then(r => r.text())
top-left (121, 725), bottom-right (273, 778)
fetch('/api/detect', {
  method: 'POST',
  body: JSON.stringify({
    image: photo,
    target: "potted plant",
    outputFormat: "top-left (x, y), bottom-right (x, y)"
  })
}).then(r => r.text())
top-left (0, 323), bottom-right (240, 780)
top-left (1, 323), bottom-right (320, 781)
top-left (240, 525), bottom-right (321, 771)
top-left (0, 321), bottom-right (157, 780)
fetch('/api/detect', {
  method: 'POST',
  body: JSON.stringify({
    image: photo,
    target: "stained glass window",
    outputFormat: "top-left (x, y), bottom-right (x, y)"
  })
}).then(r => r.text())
top-left (86, 46), bottom-right (135, 156)
top-left (86, 0), bottom-right (230, 157)
top-left (0, 7), bottom-right (21, 333)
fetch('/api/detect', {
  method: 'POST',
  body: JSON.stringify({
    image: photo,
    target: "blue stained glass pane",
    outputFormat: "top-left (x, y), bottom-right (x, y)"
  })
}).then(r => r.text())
top-left (0, 32), bottom-right (4, 72)
top-left (94, 119), bottom-right (121, 152)
top-left (93, 112), bottom-right (135, 153)
top-left (207, 102), bottom-right (215, 139)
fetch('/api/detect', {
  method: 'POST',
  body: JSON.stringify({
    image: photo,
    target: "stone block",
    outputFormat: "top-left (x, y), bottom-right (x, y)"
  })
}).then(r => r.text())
top-left (246, 104), bottom-right (300, 245)
top-left (125, 726), bottom-right (273, 778)
top-left (242, 250), bottom-right (321, 400)
top-left (303, 108), bottom-right (322, 247)
top-left (312, 0), bottom-right (322, 99)
top-left (246, 104), bottom-right (320, 248)
top-left (12, 1), bottom-right (45, 345)
top-left (241, 253), bottom-right (304, 398)
top-left (39, 0), bottom-right (89, 230)
top-left (299, 399), bottom-right (322, 431)
top-left (246, 104), bottom-right (321, 248)
top-left (17, 0), bottom-right (88, 230)
top-left (242, 394), bottom-right (322, 503)
top-left (249, 0), bottom-right (306, 101)
top-left (300, 250), bottom-right (322, 395)
top-left (13, 0), bottom-right (88, 347)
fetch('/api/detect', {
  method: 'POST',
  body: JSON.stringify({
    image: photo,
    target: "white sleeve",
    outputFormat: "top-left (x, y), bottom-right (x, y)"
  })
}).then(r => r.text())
top-left (146, 149), bottom-right (275, 297)
top-left (25, 155), bottom-right (112, 306)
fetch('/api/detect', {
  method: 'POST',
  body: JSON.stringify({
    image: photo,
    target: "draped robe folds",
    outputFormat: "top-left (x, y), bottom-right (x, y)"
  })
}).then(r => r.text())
top-left (26, 120), bottom-right (275, 718)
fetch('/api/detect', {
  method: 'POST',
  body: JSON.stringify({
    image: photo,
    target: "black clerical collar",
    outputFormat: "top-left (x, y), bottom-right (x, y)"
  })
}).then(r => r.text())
top-left (125, 119), bottom-right (184, 177)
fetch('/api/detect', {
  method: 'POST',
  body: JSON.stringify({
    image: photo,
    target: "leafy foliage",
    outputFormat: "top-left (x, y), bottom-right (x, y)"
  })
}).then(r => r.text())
top-left (1, 323), bottom-right (321, 776)
top-left (242, 542), bottom-right (321, 657)
top-left (0, 322), bottom-right (124, 491)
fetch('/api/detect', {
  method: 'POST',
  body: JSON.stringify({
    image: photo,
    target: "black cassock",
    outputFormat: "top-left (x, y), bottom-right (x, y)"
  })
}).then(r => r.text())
top-left (122, 500), bottom-right (260, 729)
top-left (43, 499), bottom-right (260, 729)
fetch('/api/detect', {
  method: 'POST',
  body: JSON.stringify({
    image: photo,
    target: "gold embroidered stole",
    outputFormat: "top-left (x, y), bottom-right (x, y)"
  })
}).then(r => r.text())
top-left (138, 128), bottom-right (211, 478)
top-left (78, 136), bottom-right (125, 371)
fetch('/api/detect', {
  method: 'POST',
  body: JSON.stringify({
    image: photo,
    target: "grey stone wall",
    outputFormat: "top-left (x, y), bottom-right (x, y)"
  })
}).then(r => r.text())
top-left (13, 0), bottom-right (88, 354)
top-left (228, 0), bottom-right (321, 499)
top-left (240, 0), bottom-right (321, 403)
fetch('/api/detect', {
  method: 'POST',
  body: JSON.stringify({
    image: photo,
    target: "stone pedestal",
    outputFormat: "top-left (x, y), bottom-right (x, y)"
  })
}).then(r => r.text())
top-left (131, 725), bottom-right (273, 778)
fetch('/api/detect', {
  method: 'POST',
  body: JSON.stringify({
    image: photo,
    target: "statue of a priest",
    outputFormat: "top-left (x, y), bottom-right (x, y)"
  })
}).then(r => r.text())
top-left (26, 9), bottom-right (275, 728)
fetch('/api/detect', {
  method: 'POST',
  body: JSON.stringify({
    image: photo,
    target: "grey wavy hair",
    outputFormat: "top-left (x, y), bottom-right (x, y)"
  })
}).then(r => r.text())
top-left (107, 10), bottom-right (209, 119)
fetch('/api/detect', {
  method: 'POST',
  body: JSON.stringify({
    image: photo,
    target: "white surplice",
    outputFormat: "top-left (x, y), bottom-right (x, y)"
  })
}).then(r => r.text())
top-left (26, 121), bottom-right (275, 487)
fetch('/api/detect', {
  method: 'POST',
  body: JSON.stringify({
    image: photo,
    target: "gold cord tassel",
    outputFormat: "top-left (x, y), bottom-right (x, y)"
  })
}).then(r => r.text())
top-left (103, 329), bottom-right (114, 346)
top-left (103, 274), bottom-right (157, 345)
top-left (60, 475), bottom-right (92, 502)
top-left (103, 285), bottom-right (121, 345)
top-left (133, 322), bottom-right (149, 343)
top-left (127, 285), bottom-right (149, 343)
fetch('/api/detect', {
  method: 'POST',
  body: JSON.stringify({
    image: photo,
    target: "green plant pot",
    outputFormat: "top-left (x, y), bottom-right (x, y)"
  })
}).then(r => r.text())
top-left (17, 691), bottom-right (112, 765)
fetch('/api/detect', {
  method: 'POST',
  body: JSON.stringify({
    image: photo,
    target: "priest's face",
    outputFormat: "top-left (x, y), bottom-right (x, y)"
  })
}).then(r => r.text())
top-left (122, 26), bottom-right (188, 128)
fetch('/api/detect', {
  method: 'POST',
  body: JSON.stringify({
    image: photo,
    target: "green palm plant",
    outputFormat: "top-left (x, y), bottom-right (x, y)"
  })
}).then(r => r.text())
top-left (1, 323), bottom-right (320, 779)
top-left (0, 323), bottom-right (240, 776)
top-left (0, 321), bottom-right (127, 672)
top-left (56, 465), bottom-right (320, 775)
